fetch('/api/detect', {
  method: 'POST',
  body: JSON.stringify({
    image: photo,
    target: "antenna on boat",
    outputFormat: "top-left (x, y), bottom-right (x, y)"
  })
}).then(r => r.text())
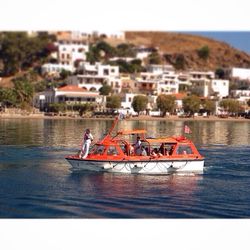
top-left (107, 117), bottom-right (119, 135)
top-left (107, 113), bottom-right (125, 136)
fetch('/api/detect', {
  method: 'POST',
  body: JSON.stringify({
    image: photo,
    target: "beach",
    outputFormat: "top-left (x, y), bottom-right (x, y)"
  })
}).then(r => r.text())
top-left (0, 113), bottom-right (249, 122)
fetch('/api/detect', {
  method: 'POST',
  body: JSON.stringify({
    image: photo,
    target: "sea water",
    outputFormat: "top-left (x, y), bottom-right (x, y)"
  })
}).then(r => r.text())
top-left (0, 118), bottom-right (249, 218)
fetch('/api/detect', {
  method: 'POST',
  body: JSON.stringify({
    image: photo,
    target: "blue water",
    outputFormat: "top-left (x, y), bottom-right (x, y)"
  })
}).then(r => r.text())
top-left (0, 119), bottom-right (250, 218)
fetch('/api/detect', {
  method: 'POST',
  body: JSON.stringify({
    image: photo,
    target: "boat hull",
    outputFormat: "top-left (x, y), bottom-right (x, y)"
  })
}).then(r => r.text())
top-left (66, 157), bottom-right (204, 174)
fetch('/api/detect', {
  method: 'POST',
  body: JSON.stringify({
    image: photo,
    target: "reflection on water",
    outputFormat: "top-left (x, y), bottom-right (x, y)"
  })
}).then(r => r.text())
top-left (0, 119), bottom-right (249, 147)
top-left (66, 173), bottom-right (203, 218)
top-left (0, 118), bottom-right (250, 218)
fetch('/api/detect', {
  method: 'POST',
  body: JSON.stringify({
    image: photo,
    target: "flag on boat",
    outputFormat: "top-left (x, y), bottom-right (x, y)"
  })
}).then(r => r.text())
top-left (184, 125), bottom-right (192, 134)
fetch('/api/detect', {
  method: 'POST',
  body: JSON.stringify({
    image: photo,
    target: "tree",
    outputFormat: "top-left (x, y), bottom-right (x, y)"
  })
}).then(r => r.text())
top-left (202, 99), bottom-right (216, 116)
top-left (197, 45), bottom-right (210, 60)
top-left (174, 54), bottom-right (186, 70)
top-left (60, 69), bottom-right (72, 80)
top-left (156, 94), bottom-right (176, 117)
top-left (116, 43), bottom-right (136, 57)
top-left (0, 32), bottom-right (55, 76)
top-left (0, 87), bottom-right (17, 107)
top-left (247, 99), bottom-right (250, 107)
top-left (99, 83), bottom-right (112, 96)
top-left (106, 95), bottom-right (121, 109)
top-left (183, 95), bottom-right (201, 116)
top-left (132, 95), bottom-right (148, 115)
top-left (219, 99), bottom-right (242, 115)
top-left (130, 59), bottom-right (144, 73)
top-left (12, 76), bottom-right (34, 108)
top-left (215, 68), bottom-right (225, 79)
top-left (86, 45), bottom-right (100, 63)
top-left (148, 52), bottom-right (161, 64)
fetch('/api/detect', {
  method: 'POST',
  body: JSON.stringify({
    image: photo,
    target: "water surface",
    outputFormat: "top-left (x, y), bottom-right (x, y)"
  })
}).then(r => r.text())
top-left (0, 118), bottom-right (249, 218)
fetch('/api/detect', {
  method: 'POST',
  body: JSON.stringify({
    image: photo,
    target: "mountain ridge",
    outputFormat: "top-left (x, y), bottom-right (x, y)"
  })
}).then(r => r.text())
top-left (124, 31), bottom-right (250, 70)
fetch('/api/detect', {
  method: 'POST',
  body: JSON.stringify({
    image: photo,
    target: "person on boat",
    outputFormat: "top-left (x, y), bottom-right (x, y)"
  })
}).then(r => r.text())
top-left (151, 148), bottom-right (158, 157)
top-left (140, 146), bottom-right (147, 156)
top-left (80, 128), bottom-right (93, 158)
top-left (133, 136), bottom-right (142, 155)
top-left (159, 143), bottom-right (169, 156)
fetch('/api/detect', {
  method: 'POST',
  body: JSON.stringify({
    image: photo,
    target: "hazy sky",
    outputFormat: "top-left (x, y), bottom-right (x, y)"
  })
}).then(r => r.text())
top-left (0, 0), bottom-right (250, 54)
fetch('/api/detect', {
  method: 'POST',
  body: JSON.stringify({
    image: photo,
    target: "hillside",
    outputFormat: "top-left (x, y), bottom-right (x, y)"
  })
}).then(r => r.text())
top-left (125, 31), bottom-right (250, 70)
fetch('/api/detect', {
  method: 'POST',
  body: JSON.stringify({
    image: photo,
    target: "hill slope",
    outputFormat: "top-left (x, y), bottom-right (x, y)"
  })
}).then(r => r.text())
top-left (125, 31), bottom-right (250, 70)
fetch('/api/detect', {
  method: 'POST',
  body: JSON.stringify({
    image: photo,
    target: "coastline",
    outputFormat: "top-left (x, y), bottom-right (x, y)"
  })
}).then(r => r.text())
top-left (0, 113), bottom-right (250, 122)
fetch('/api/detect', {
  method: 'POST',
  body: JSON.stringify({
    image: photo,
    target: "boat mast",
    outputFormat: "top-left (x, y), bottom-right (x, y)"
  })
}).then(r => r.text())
top-left (107, 117), bottom-right (119, 136)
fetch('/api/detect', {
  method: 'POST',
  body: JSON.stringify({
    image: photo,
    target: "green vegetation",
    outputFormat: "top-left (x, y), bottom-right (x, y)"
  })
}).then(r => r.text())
top-left (106, 95), bottom-right (121, 109)
top-left (0, 74), bottom-right (35, 109)
top-left (197, 45), bottom-right (210, 60)
top-left (0, 32), bottom-right (56, 76)
top-left (174, 54), bottom-right (186, 70)
top-left (219, 99), bottom-right (242, 115)
top-left (148, 52), bottom-right (161, 64)
top-left (215, 68), bottom-right (225, 79)
top-left (183, 95), bottom-right (201, 115)
top-left (60, 69), bottom-right (72, 80)
top-left (109, 59), bottom-right (144, 73)
top-left (0, 87), bottom-right (17, 107)
top-left (99, 83), bottom-right (112, 96)
top-left (247, 99), bottom-right (250, 107)
top-left (132, 95), bottom-right (148, 115)
top-left (48, 103), bottom-right (94, 116)
top-left (156, 94), bottom-right (176, 117)
top-left (87, 41), bottom-right (136, 63)
top-left (202, 99), bottom-right (216, 115)
top-left (116, 43), bottom-right (136, 57)
top-left (13, 76), bottom-right (34, 108)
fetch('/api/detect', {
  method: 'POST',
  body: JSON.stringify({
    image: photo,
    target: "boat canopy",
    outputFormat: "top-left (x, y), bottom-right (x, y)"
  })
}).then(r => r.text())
top-left (117, 129), bottom-right (146, 135)
top-left (145, 137), bottom-right (178, 144)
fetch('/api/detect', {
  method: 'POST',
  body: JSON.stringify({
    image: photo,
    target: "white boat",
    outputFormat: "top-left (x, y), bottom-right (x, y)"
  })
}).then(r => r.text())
top-left (66, 118), bottom-right (204, 174)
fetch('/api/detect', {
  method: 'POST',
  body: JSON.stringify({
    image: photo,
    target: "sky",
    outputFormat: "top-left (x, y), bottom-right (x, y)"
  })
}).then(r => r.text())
top-left (1, 0), bottom-right (250, 250)
top-left (186, 31), bottom-right (250, 53)
top-left (1, 0), bottom-right (250, 53)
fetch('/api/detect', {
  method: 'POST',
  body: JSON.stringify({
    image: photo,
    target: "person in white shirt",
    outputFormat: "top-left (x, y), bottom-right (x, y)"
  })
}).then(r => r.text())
top-left (133, 136), bottom-right (142, 155)
top-left (80, 129), bottom-right (93, 158)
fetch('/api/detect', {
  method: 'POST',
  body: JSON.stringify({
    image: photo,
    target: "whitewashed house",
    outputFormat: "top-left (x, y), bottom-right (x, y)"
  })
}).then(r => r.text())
top-left (157, 71), bottom-right (179, 95)
top-left (231, 89), bottom-right (250, 102)
top-left (135, 46), bottom-right (158, 60)
top-left (41, 63), bottom-right (74, 77)
top-left (56, 41), bottom-right (89, 67)
top-left (40, 85), bottom-right (102, 108)
top-left (188, 71), bottom-right (215, 97)
top-left (211, 79), bottom-right (229, 98)
top-left (230, 67), bottom-right (250, 80)
top-left (67, 62), bottom-right (121, 93)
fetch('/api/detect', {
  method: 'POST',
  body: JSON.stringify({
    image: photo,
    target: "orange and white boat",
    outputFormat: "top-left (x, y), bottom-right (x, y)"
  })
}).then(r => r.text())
top-left (66, 118), bottom-right (204, 174)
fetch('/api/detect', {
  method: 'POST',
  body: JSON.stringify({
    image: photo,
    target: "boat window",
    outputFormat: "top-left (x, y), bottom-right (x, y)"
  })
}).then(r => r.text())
top-left (92, 145), bottom-right (106, 155)
top-left (176, 145), bottom-right (193, 155)
top-left (107, 146), bottom-right (119, 156)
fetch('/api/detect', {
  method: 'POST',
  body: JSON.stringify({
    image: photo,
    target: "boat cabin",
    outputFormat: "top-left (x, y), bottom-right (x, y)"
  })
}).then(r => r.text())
top-left (87, 129), bottom-right (202, 161)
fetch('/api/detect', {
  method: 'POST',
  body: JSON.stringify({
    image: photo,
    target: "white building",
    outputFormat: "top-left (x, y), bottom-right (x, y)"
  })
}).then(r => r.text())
top-left (157, 71), bottom-right (179, 95)
top-left (230, 67), bottom-right (250, 80)
top-left (146, 64), bottom-right (174, 74)
top-left (40, 85), bottom-right (103, 108)
top-left (56, 41), bottom-right (89, 67)
top-left (41, 63), bottom-right (74, 77)
top-left (67, 62), bottom-right (121, 93)
top-left (188, 71), bottom-right (215, 97)
top-left (211, 79), bottom-right (229, 98)
top-left (135, 46), bottom-right (158, 60)
top-left (231, 89), bottom-right (250, 102)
